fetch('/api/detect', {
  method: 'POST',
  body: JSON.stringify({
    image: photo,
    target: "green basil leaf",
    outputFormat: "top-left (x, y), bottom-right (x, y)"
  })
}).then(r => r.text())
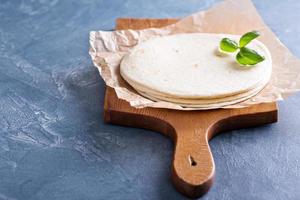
top-left (220, 38), bottom-right (239, 52)
top-left (236, 47), bottom-right (265, 65)
top-left (236, 52), bottom-right (254, 65)
top-left (239, 31), bottom-right (260, 47)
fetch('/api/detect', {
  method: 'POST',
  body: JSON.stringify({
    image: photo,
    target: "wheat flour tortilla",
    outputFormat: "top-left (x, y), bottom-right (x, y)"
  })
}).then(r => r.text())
top-left (138, 90), bottom-right (257, 109)
top-left (136, 77), bottom-right (267, 107)
top-left (124, 70), bottom-right (270, 104)
top-left (136, 74), bottom-right (266, 110)
top-left (120, 33), bottom-right (272, 100)
top-left (135, 81), bottom-right (264, 105)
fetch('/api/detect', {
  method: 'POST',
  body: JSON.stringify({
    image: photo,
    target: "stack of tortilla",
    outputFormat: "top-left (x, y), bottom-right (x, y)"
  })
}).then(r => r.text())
top-left (120, 33), bottom-right (272, 109)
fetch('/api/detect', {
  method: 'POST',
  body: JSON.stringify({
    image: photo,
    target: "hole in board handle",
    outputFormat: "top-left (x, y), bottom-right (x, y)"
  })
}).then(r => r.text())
top-left (188, 155), bottom-right (197, 166)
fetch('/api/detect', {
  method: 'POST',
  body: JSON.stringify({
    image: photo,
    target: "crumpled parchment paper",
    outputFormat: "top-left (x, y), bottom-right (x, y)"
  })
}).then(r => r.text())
top-left (89, 0), bottom-right (300, 110)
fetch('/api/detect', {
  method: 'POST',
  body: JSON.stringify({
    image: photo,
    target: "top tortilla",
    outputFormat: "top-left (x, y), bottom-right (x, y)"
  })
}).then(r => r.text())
top-left (120, 33), bottom-right (272, 99)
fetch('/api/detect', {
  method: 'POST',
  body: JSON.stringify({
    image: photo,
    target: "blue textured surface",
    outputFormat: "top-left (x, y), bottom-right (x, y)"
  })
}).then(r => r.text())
top-left (0, 0), bottom-right (300, 199)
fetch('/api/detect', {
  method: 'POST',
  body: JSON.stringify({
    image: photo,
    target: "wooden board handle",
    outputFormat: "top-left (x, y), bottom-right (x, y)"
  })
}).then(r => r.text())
top-left (171, 127), bottom-right (214, 198)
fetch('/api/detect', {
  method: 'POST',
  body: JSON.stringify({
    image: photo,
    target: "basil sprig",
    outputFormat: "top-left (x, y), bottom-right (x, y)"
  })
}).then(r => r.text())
top-left (219, 31), bottom-right (265, 66)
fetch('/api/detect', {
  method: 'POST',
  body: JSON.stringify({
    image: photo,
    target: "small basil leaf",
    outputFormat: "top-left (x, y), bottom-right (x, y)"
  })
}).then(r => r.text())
top-left (236, 52), bottom-right (254, 65)
top-left (220, 38), bottom-right (239, 52)
top-left (239, 31), bottom-right (260, 47)
top-left (236, 47), bottom-right (265, 65)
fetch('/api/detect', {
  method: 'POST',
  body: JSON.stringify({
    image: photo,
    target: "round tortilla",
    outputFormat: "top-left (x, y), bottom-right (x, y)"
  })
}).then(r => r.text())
top-left (136, 84), bottom-right (262, 105)
top-left (120, 33), bottom-right (272, 99)
top-left (137, 84), bottom-right (265, 109)
top-left (125, 71), bottom-right (270, 104)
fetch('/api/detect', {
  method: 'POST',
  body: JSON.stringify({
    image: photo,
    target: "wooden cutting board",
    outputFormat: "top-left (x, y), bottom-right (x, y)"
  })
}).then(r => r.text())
top-left (104, 18), bottom-right (278, 198)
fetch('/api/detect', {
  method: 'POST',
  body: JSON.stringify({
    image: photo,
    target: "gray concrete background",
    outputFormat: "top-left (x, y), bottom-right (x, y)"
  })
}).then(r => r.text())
top-left (0, 0), bottom-right (300, 199)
